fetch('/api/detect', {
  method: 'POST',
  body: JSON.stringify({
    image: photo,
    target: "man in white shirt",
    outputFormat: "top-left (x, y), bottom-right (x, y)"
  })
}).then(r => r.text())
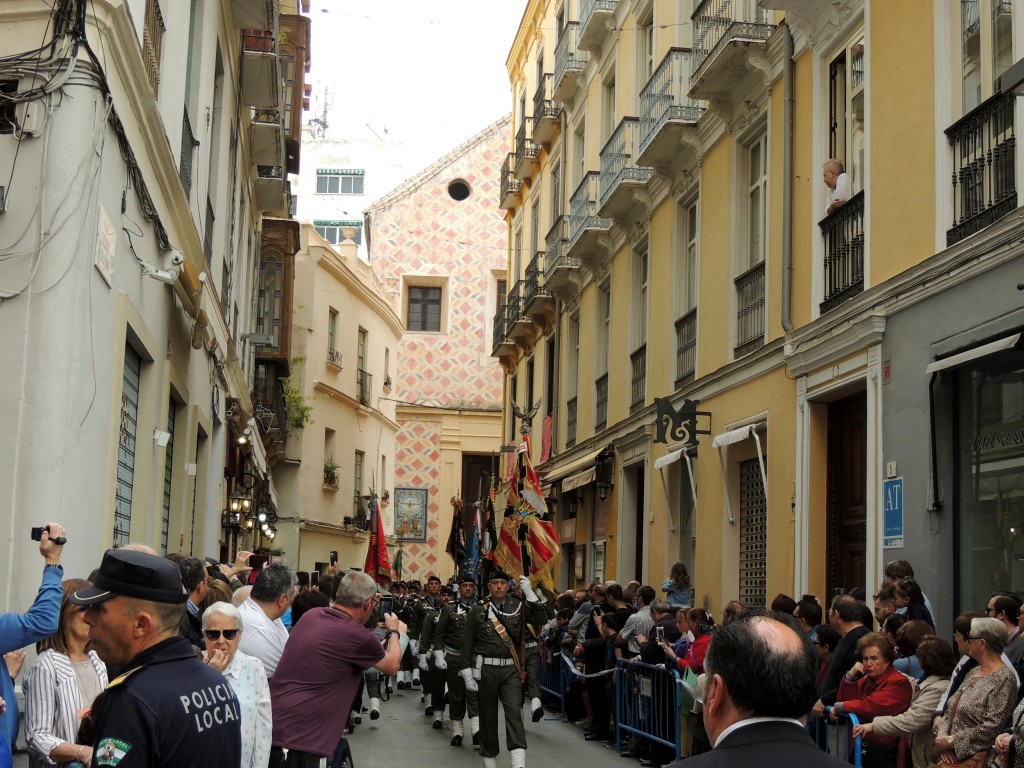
top-left (669, 609), bottom-right (846, 767)
top-left (238, 563), bottom-right (296, 678)
top-left (823, 158), bottom-right (849, 215)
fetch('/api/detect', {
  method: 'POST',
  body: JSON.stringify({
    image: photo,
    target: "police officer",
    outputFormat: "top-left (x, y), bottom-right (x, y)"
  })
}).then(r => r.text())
top-left (71, 549), bottom-right (241, 767)
top-left (417, 575), bottom-right (445, 725)
top-left (430, 573), bottom-right (481, 747)
top-left (460, 569), bottom-right (549, 768)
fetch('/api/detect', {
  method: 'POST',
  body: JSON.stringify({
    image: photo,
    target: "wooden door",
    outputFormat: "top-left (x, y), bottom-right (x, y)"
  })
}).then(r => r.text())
top-left (826, 393), bottom-right (867, 597)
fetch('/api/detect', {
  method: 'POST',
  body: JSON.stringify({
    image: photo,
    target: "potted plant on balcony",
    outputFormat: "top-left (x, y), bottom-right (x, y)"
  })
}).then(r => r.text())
top-left (323, 456), bottom-right (339, 490)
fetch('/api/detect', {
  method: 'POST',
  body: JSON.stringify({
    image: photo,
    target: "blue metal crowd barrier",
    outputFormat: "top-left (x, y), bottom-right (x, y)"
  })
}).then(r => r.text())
top-left (614, 659), bottom-right (683, 763)
top-left (821, 708), bottom-right (863, 767)
top-left (538, 646), bottom-right (567, 720)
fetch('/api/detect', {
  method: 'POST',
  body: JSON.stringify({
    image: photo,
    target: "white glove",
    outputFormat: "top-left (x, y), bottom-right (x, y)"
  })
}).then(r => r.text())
top-left (519, 575), bottom-right (539, 603)
top-left (410, 639), bottom-right (419, 655)
top-left (418, 654), bottom-right (429, 671)
top-left (460, 667), bottom-right (478, 692)
top-left (433, 650), bottom-right (448, 670)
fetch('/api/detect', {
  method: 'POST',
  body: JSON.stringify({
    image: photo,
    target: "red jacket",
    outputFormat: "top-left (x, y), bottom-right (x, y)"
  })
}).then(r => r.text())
top-left (674, 633), bottom-right (711, 674)
top-left (837, 665), bottom-right (913, 745)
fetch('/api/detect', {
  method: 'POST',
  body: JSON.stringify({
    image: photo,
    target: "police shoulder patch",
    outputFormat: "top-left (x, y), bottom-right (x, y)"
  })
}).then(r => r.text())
top-left (95, 737), bottom-right (132, 765)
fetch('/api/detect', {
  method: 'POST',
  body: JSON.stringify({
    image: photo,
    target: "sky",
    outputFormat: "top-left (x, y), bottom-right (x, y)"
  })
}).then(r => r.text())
top-left (305, 0), bottom-right (529, 173)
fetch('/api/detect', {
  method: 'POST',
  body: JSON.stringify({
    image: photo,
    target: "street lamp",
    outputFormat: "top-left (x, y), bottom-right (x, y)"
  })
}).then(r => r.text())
top-left (595, 446), bottom-right (615, 502)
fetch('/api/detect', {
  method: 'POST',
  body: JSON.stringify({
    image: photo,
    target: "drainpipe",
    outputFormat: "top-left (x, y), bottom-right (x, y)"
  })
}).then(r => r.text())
top-left (781, 22), bottom-right (795, 333)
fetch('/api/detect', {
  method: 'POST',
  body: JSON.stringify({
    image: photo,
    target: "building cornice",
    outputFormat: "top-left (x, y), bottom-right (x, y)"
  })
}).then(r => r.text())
top-left (313, 380), bottom-right (400, 433)
top-left (309, 239), bottom-right (404, 339)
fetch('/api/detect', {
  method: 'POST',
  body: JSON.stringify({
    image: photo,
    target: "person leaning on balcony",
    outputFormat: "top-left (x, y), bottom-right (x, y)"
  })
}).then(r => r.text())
top-left (823, 158), bottom-right (849, 215)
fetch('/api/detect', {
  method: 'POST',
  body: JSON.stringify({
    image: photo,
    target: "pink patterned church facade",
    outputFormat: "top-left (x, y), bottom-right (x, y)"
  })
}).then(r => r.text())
top-left (366, 117), bottom-right (510, 580)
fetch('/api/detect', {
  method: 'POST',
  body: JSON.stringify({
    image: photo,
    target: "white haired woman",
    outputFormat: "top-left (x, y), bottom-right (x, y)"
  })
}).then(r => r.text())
top-left (202, 601), bottom-right (272, 768)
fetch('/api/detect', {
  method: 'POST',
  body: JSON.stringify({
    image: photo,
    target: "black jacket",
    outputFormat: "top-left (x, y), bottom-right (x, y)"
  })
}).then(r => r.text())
top-left (90, 636), bottom-right (241, 768)
top-left (669, 721), bottom-right (848, 768)
top-left (819, 624), bottom-right (870, 705)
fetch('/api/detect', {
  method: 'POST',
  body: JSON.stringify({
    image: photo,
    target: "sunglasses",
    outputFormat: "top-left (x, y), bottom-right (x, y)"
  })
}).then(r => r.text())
top-left (204, 629), bottom-right (239, 641)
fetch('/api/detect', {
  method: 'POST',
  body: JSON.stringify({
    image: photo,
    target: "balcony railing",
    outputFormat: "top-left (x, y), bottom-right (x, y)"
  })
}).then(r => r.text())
top-left (180, 106), bottom-right (199, 198)
top-left (506, 279), bottom-right (526, 327)
top-left (945, 89), bottom-right (1017, 247)
top-left (818, 190), bottom-right (865, 314)
top-left (566, 396), bottom-right (578, 448)
top-left (357, 368), bottom-right (372, 407)
top-left (554, 22), bottom-right (587, 100)
top-left (639, 48), bottom-right (704, 152)
top-left (599, 117), bottom-right (653, 207)
top-left (524, 251), bottom-right (548, 307)
top-left (568, 172), bottom-right (612, 249)
top-left (734, 261), bottom-right (765, 357)
top-left (492, 303), bottom-right (509, 352)
top-left (500, 152), bottom-right (521, 209)
top-left (691, 0), bottom-right (774, 87)
top-left (579, 0), bottom-right (618, 50)
top-left (515, 118), bottom-right (539, 178)
top-left (595, 373), bottom-right (608, 430)
top-left (675, 308), bottom-right (697, 386)
top-left (533, 73), bottom-right (561, 144)
top-left (327, 347), bottom-right (342, 366)
top-left (253, 363), bottom-right (287, 439)
top-left (630, 345), bottom-right (647, 411)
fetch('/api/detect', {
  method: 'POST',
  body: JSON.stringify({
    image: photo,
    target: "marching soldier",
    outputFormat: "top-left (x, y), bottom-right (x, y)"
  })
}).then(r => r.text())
top-left (460, 569), bottom-right (549, 768)
top-left (429, 573), bottom-right (481, 747)
top-left (398, 581), bottom-right (422, 689)
top-left (417, 575), bottom-right (446, 724)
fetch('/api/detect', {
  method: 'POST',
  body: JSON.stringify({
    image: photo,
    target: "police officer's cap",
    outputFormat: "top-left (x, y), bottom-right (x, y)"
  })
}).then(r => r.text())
top-left (70, 549), bottom-right (188, 606)
top-left (489, 568), bottom-right (513, 582)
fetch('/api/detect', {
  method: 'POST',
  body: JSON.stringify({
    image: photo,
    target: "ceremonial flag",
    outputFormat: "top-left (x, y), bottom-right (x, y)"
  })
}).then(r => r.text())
top-left (463, 503), bottom-right (481, 579)
top-left (446, 497), bottom-right (466, 568)
top-left (363, 495), bottom-right (392, 584)
top-left (393, 546), bottom-right (403, 581)
top-left (540, 413), bottom-right (553, 463)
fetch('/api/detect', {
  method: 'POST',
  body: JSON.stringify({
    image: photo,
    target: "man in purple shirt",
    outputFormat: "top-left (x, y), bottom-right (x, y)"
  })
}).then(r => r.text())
top-left (269, 571), bottom-right (404, 767)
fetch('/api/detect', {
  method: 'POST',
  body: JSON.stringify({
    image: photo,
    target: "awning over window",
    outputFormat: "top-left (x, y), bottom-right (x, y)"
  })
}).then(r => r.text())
top-left (655, 448), bottom-right (697, 533)
top-left (543, 447), bottom-right (604, 486)
top-left (925, 333), bottom-right (1022, 374)
top-left (562, 467), bottom-right (596, 492)
top-left (712, 423), bottom-right (767, 524)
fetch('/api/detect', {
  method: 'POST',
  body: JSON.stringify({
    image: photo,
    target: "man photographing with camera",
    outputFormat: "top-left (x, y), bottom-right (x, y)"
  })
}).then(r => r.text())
top-left (1, 522), bottom-right (66, 761)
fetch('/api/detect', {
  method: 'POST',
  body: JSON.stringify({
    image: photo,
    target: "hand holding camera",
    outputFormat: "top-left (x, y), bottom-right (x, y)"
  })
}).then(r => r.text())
top-left (31, 522), bottom-right (66, 564)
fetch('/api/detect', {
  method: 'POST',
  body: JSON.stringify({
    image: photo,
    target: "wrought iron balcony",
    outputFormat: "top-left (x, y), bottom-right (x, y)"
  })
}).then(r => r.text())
top-left (675, 308), bottom-right (697, 387)
top-left (357, 369), bottom-right (372, 407)
top-left (690, 0), bottom-right (775, 102)
top-left (491, 303), bottom-right (516, 358)
top-left (180, 106), bottom-right (199, 198)
top-left (533, 74), bottom-right (561, 145)
top-left (554, 22), bottom-right (588, 102)
top-left (506, 280), bottom-right (533, 341)
top-left (579, 0), bottom-right (618, 51)
top-left (523, 251), bottom-right (553, 321)
top-left (250, 107), bottom-right (284, 166)
top-left (544, 216), bottom-right (580, 297)
top-left (734, 261), bottom-right (765, 358)
top-left (255, 165), bottom-right (286, 211)
top-left (327, 347), bottom-right (342, 367)
top-left (945, 89), bottom-right (1017, 247)
top-left (566, 396), bottom-right (578, 448)
top-left (638, 48), bottom-right (705, 169)
top-left (599, 117), bottom-right (653, 220)
top-left (595, 373), bottom-right (608, 431)
top-left (514, 118), bottom-right (539, 180)
top-left (818, 190), bottom-right (865, 314)
top-left (567, 172), bottom-right (612, 267)
top-left (500, 153), bottom-right (522, 210)
top-left (253, 362), bottom-right (287, 441)
top-left (630, 344), bottom-right (647, 412)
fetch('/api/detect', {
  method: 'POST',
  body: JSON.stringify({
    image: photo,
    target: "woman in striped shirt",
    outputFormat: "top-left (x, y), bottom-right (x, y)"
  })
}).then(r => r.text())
top-left (23, 579), bottom-right (108, 768)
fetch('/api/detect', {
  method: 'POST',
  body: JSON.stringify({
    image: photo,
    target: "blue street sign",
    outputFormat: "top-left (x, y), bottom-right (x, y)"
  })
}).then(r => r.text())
top-left (883, 478), bottom-right (904, 548)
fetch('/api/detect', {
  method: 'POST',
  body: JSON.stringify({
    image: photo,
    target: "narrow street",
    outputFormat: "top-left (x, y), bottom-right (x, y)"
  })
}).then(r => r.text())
top-left (346, 681), bottom-right (602, 768)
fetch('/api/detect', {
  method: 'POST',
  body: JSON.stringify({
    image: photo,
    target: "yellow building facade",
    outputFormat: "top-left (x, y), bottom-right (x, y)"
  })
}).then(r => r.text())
top-left (496, 0), bottom-right (1024, 622)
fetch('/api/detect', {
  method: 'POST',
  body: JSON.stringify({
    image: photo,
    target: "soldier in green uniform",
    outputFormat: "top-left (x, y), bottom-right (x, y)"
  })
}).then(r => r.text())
top-left (460, 569), bottom-right (549, 768)
top-left (430, 573), bottom-right (481, 746)
top-left (416, 575), bottom-right (445, 723)
top-left (398, 581), bottom-right (422, 689)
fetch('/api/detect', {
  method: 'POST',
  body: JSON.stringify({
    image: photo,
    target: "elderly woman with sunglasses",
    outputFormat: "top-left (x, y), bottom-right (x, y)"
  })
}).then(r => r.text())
top-left (202, 601), bottom-right (272, 768)
top-left (933, 617), bottom-right (1016, 767)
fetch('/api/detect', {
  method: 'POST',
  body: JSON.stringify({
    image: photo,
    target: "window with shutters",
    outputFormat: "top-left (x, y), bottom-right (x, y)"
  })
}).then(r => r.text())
top-left (738, 458), bottom-right (767, 608)
top-left (161, 402), bottom-right (176, 555)
top-left (115, 346), bottom-right (142, 548)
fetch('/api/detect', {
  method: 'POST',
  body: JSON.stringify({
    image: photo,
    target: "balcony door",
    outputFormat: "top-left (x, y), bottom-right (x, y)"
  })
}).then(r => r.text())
top-left (826, 392), bottom-right (867, 596)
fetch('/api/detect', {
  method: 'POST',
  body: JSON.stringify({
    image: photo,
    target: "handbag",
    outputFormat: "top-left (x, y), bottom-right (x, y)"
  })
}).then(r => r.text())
top-left (941, 750), bottom-right (989, 768)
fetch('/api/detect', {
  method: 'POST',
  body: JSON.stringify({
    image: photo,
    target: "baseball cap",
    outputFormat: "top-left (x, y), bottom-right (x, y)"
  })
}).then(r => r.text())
top-left (70, 549), bottom-right (188, 606)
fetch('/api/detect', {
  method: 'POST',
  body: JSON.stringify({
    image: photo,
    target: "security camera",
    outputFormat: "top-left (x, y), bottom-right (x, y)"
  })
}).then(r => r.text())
top-left (166, 248), bottom-right (184, 267)
top-left (141, 263), bottom-right (181, 284)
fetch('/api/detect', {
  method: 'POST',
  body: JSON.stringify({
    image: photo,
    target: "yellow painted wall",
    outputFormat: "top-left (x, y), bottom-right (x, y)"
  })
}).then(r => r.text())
top-left (648, 199), bottom-right (677, 398)
top-left (791, 50), bottom-right (816, 329)
top-left (766, 85), bottom-right (784, 344)
top-left (695, 140), bottom-right (733, 375)
top-left (868, 2), bottom-right (937, 284)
